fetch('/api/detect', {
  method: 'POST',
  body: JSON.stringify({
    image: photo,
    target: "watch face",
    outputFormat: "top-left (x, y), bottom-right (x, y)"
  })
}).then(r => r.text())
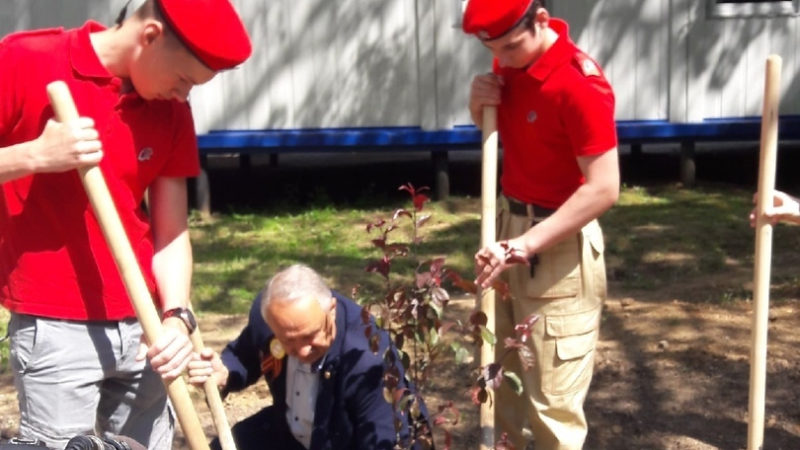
top-left (165, 308), bottom-right (196, 332)
top-left (181, 309), bottom-right (197, 330)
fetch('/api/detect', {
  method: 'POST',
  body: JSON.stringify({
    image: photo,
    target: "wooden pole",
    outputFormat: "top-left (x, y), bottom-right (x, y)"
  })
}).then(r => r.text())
top-left (46, 81), bottom-right (211, 450)
top-left (187, 311), bottom-right (238, 450)
top-left (747, 54), bottom-right (781, 450)
top-left (479, 106), bottom-right (498, 450)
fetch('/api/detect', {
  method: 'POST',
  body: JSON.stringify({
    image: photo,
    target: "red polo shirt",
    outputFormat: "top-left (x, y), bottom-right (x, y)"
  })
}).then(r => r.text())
top-left (495, 19), bottom-right (617, 209)
top-left (0, 22), bottom-right (200, 320)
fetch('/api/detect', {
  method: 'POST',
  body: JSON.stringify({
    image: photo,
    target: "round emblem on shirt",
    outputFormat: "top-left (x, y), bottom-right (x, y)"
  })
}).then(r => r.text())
top-left (137, 147), bottom-right (154, 161)
top-left (270, 338), bottom-right (286, 359)
top-left (527, 110), bottom-right (538, 123)
top-left (581, 58), bottom-right (600, 77)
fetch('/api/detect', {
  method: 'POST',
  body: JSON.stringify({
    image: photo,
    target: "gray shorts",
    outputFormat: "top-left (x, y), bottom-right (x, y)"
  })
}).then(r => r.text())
top-left (8, 313), bottom-right (173, 449)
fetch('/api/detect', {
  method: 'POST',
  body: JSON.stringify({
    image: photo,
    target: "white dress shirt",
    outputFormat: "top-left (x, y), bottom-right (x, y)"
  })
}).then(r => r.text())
top-left (285, 356), bottom-right (321, 449)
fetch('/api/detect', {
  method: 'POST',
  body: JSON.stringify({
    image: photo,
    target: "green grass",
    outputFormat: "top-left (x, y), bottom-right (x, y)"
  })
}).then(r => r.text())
top-left (601, 183), bottom-right (800, 302)
top-left (1, 182), bottom-right (797, 362)
top-left (189, 182), bottom-right (800, 315)
top-left (189, 197), bottom-right (480, 314)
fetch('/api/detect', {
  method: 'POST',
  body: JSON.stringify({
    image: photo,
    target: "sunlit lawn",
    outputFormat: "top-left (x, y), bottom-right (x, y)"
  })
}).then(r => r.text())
top-left (0, 183), bottom-right (798, 370)
top-left (603, 183), bottom-right (800, 302)
top-left (190, 182), bottom-right (800, 316)
top-left (189, 196), bottom-right (481, 314)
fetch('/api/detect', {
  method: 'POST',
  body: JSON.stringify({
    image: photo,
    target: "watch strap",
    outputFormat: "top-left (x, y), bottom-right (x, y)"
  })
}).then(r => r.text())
top-left (162, 307), bottom-right (197, 334)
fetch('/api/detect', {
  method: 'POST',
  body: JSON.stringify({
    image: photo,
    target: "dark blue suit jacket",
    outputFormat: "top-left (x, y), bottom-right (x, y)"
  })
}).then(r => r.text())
top-left (220, 291), bottom-right (431, 450)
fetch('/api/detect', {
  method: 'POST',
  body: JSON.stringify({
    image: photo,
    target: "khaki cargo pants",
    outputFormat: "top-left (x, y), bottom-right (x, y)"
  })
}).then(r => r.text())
top-left (494, 196), bottom-right (606, 450)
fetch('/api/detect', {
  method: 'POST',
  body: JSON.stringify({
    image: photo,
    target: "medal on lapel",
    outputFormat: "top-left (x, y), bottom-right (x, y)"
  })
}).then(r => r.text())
top-left (270, 338), bottom-right (286, 359)
top-left (261, 338), bottom-right (285, 380)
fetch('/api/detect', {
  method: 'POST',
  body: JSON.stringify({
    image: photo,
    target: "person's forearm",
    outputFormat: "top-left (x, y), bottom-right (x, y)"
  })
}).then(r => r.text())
top-left (786, 204), bottom-right (800, 224)
top-left (149, 176), bottom-right (192, 311)
top-left (152, 230), bottom-right (193, 311)
top-left (0, 140), bottom-right (39, 183)
top-left (1, 118), bottom-right (104, 183)
top-left (514, 149), bottom-right (620, 256)
top-left (516, 180), bottom-right (617, 257)
top-left (787, 194), bottom-right (800, 224)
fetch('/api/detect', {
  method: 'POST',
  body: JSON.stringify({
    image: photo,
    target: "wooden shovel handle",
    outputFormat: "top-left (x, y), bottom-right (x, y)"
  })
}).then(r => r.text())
top-left (46, 81), bottom-right (211, 450)
top-left (188, 319), bottom-right (238, 450)
top-left (747, 55), bottom-right (781, 450)
top-left (479, 105), bottom-right (498, 450)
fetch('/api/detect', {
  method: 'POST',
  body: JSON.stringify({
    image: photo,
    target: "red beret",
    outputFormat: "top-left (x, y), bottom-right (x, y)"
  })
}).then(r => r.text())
top-left (462, 0), bottom-right (534, 41)
top-left (156, 0), bottom-right (252, 70)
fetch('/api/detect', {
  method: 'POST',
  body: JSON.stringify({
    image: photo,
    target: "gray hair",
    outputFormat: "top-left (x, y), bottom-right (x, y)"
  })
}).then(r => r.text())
top-left (261, 264), bottom-right (333, 315)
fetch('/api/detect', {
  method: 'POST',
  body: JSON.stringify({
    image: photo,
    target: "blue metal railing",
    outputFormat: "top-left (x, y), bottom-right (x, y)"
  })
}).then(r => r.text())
top-left (197, 116), bottom-right (800, 153)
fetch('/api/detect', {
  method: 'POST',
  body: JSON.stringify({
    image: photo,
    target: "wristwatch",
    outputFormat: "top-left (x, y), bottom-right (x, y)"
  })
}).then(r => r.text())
top-left (162, 307), bottom-right (197, 334)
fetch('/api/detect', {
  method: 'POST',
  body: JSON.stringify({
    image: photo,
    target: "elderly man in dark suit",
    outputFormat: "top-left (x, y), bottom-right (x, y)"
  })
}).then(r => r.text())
top-left (188, 264), bottom-right (432, 450)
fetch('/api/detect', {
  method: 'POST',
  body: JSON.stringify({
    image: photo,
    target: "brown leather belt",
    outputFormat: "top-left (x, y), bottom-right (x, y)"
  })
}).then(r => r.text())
top-left (506, 197), bottom-right (556, 219)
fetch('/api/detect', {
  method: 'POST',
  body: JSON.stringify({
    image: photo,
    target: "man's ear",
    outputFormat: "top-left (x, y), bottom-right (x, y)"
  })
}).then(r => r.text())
top-left (140, 20), bottom-right (165, 47)
top-left (534, 7), bottom-right (550, 28)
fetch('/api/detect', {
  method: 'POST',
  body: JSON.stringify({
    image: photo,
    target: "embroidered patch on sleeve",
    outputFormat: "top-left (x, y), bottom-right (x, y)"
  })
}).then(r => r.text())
top-left (577, 55), bottom-right (600, 77)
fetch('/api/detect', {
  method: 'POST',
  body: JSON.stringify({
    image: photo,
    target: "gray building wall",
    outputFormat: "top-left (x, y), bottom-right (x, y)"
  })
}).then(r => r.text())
top-left (1, 0), bottom-right (798, 132)
top-left (554, 0), bottom-right (800, 121)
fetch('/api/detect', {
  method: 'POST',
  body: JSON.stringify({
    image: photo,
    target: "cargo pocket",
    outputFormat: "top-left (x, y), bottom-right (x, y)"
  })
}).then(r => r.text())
top-left (542, 307), bottom-right (601, 395)
top-left (580, 220), bottom-right (607, 302)
top-left (518, 234), bottom-right (581, 299)
top-left (581, 219), bottom-right (604, 258)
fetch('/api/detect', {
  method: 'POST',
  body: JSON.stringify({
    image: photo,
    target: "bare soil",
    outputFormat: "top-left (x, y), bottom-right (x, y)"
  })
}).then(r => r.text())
top-left (2, 292), bottom-right (796, 450)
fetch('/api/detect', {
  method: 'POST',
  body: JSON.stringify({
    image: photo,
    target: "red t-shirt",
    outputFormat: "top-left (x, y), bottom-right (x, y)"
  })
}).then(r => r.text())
top-left (494, 19), bottom-right (617, 209)
top-left (0, 21), bottom-right (200, 320)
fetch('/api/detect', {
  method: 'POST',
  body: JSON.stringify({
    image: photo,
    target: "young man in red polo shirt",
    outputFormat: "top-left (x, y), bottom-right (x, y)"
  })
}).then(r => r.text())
top-left (0, 0), bottom-right (251, 447)
top-left (463, 0), bottom-right (619, 448)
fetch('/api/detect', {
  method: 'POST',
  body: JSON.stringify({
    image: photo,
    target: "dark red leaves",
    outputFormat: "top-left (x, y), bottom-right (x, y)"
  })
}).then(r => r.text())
top-left (365, 257), bottom-right (391, 279)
